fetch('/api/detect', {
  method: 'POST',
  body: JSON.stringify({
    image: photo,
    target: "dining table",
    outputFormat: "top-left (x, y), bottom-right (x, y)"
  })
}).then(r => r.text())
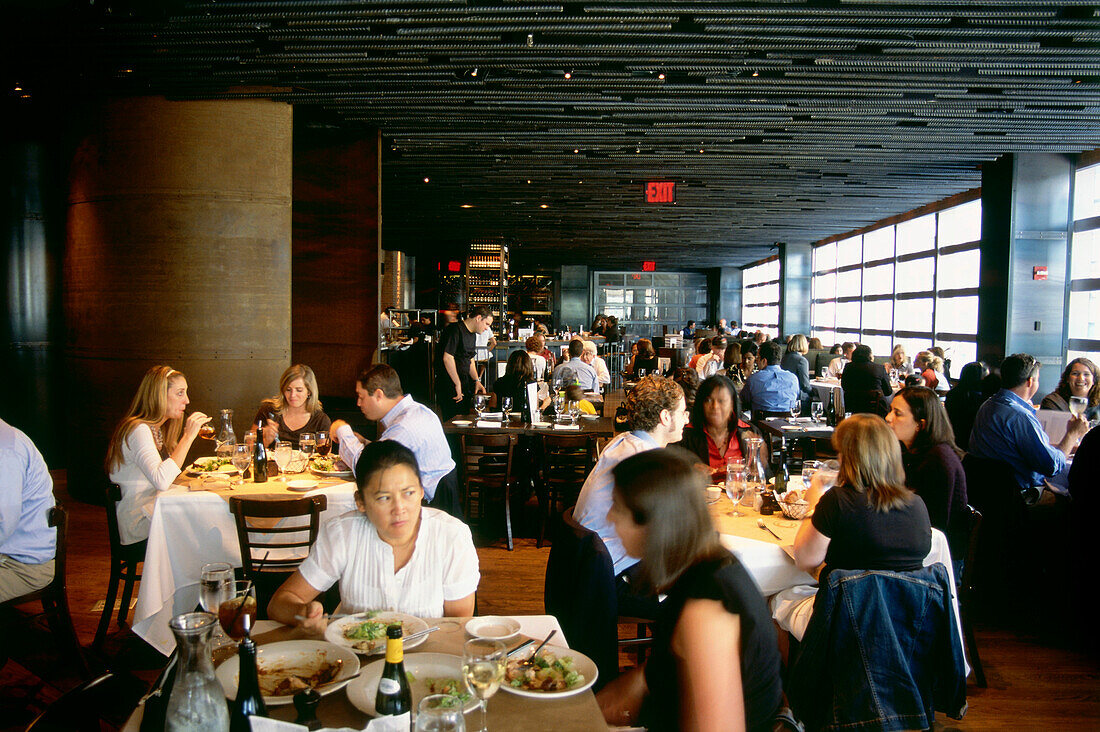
top-left (442, 414), bottom-right (617, 438)
top-left (122, 610), bottom-right (605, 731)
top-left (132, 469), bottom-right (358, 655)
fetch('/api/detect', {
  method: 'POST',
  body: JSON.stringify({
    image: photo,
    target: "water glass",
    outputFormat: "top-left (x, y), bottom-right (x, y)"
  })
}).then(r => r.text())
top-left (199, 563), bottom-right (233, 614)
top-left (810, 401), bottom-right (824, 423)
top-left (501, 396), bottom-right (513, 419)
top-left (299, 432), bottom-right (315, 457)
top-left (725, 461), bottom-right (746, 517)
top-left (231, 443), bottom-right (251, 484)
top-left (274, 440), bottom-right (293, 473)
top-left (415, 695), bottom-right (466, 731)
top-left (820, 367), bottom-right (829, 379)
top-left (801, 460), bottom-right (821, 489)
top-left (638, 368), bottom-right (647, 378)
top-left (474, 394), bottom-right (489, 420)
top-left (567, 400), bottom-right (581, 424)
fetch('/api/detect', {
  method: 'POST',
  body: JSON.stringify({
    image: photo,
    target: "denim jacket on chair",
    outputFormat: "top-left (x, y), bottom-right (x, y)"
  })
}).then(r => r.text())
top-left (789, 564), bottom-right (967, 731)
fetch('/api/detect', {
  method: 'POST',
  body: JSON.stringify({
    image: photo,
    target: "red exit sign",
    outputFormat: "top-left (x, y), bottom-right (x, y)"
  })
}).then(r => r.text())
top-left (645, 180), bottom-right (676, 203)
top-left (642, 261), bottom-right (656, 271)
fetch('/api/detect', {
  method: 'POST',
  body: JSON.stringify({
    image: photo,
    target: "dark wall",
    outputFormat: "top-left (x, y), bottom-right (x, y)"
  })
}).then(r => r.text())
top-left (292, 128), bottom-right (381, 399)
top-left (559, 264), bottom-right (588, 329)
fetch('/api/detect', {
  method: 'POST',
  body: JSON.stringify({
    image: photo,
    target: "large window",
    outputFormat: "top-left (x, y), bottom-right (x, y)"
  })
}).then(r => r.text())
top-left (742, 257), bottom-right (780, 339)
top-left (594, 271), bottom-right (708, 340)
top-left (1069, 160), bottom-right (1100, 365)
top-left (811, 196), bottom-right (982, 365)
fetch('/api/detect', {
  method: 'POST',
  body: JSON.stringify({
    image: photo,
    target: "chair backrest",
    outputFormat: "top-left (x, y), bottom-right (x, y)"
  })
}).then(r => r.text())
top-left (45, 505), bottom-right (67, 595)
top-left (104, 482), bottom-right (125, 555)
top-left (544, 507), bottom-right (619, 684)
top-left (961, 504), bottom-right (982, 597)
top-left (542, 434), bottom-right (597, 489)
top-left (458, 433), bottom-right (518, 488)
top-left (228, 495), bottom-right (327, 577)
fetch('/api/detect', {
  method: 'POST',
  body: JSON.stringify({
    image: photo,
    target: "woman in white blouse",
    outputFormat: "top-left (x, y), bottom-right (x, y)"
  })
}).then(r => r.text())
top-left (105, 365), bottom-right (210, 545)
top-left (269, 440), bottom-right (479, 628)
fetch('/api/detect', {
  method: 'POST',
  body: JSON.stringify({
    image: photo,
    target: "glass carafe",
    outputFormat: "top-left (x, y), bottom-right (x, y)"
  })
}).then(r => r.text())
top-left (215, 409), bottom-right (236, 459)
top-left (743, 436), bottom-right (767, 509)
top-left (165, 612), bottom-right (230, 732)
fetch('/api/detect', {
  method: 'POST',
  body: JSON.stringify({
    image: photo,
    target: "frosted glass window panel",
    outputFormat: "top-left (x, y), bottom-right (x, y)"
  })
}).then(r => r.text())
top-left (754, 282), bottom-right (780, 305)
top-left (862, 299), bottom-right (893, 331)
top-left (937, 200), bottom-right (982, 247)
top-left (937, 341), bottom-right (977, 368)
top-left (660, 290), bottom-right (682, 305)
top-left (604, 307), bottom-right (625, 319)
top-left (1074, 163), bottom-right (1100, 221)
top-left (764, 259), bottom-right (781, 282)
top-left (837, 236), bottom-right (863, 268)
top-left (604, 289), bottom-right (625, 304)
top-left (896, 338), bottom-right (931, 364)
top-left (653, 274), bottom-right (678, 287)
top-left (693, 289), bottom-right (709, 305)
top-left (814, 242), bottom-right (837, 273)
top-left (1068, 349), bottom-right (1100, 367)
top-left (895, 297), bottom-right (933, 333)
top-left (836, 301), bottom-right (861, 330)
top-left (1069, 290), bottom-right (1100, 340)
top-left (813, 301), bottom-right (836, 332)
top-left (863, 335), bottom-right (894, 359)
top-left (1070, 229), bottom-right (1100, 280)
top-left (936, 296), bottom-right (979, 336)
top-left (598, 274), bottom-right (623, 287)
top-left (863, 263), bottom-right (895, 296)
top-left (895, 256), bottom-right (935, 293)
top-left (813, 329), bottom-right (836, 346)
top-left (897, 214), bottom-right (936, 255)
top-left (660, 307), bottom-right (683, 321)
top-left (813, 272), bottom-right (837, 302)
top-left (937, 249), bottom-right (982, 291)
top-left (837, 269), bottom-right (862, 298)
top-left (761, 305), bottom-right (780, 326)
top-left (863, 226), bottom-right (895, 262)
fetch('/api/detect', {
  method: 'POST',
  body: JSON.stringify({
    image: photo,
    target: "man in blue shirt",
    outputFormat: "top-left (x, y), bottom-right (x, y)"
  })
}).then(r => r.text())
top-left (573, 375), bottom-right (688, 618)
top-left (332, 364), bottom-right (462, 516)
top-left (551, 338), bottom-right (599, 392)
top-left (969, 353), bottom-right (1087, 491)
top-left (741, 341), bottom-right (803, 415)
top-left (1, 417), bottom-right (56, 602)
top-left (681, 320), bottom-right (696, 339)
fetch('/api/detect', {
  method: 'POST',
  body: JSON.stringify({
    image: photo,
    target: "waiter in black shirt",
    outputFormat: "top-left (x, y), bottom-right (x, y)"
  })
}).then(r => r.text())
top-left (439, 305), bottom-right (493, 419)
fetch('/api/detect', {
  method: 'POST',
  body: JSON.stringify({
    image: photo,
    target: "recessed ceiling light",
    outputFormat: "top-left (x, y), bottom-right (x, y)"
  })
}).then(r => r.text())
top-left (564, 71), bottom-right (573, 80)
top-left (526, 179), bottom-right (532, 184)
top-left (460, 204), bottom-right (474, 208)
top-left (752, 70), bottom-right (759, 77)
top-left (657, 73), bottom-right (665, 80)
top-left (423, 177), bottom-right (430, 183)
top-left (540, 204), bottom-right (549, 209)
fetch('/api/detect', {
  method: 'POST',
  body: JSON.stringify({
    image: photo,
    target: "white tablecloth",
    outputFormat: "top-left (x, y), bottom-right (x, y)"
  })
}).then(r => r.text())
top-left (132, 482), bottom-right (358, 654)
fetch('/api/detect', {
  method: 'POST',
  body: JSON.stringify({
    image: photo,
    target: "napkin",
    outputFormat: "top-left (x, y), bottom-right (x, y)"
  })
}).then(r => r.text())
top-left (553, 423), bottom-right (581, 430)
top-left (192, 474), bottom-right (232, 490)
top-left (475, 420), bottom-right (501, 428)
top-left (249, 718), bottom-right (365, 732)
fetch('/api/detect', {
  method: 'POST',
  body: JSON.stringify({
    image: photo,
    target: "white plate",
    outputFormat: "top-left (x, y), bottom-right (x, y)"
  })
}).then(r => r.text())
top-left (530, 421), bottom-right (551, 428)
top-left (500, 643), bottom-right (598, 699)
top-left (309, 458), bottom-right (353, 478)
top-left (465, 616), bottom-right (520, 641)
top-left (580, 414), bottom-right (599, 420)
top-left (286, 479), bottom-right (319, 491)
top-left (187, 460), bottom-right (239, 476)
top-left (325, 611), bottom-right (430, 655)
top-left (215, 640), bottom-right (359, 706)
top-left (346, 652), bottom-right (479, 717)
top-left (451, 420), bottom-right (472, 427)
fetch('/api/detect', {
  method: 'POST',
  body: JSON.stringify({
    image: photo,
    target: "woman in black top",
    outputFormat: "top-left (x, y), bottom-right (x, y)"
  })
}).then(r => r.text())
top-left (780, 333), bottom-right (813, 408)
top-left (493, 350), bottom-right (547, 412)
top-left (256, 364), bottom-right (332, 448)
top-left (626, 338), bottom-right (660, 377)
top-left (943, 361), bottom-right (990, 450)
top-left (1040, 357), bottom-right (1100, 421)
top-left (840, 344), bottom-right (892, 417)
top-left (887, 387), bottom-right (969, 568)
top-left (598, 448), bottom-right (782, 731)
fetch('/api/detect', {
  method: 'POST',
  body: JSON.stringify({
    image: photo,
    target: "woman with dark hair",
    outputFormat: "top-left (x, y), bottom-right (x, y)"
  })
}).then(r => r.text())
top-left (680, 376), bottom-right (768, 478)
top-left (807, 337), bottom-right (823, 351)
top-left (887, 387), bottom-right (969, 569)
top-left (268, 440), bottom-right (479, 629)
top-left (840, 344), bottom-right (892, 416)
top-left (723, 341), bottom-right (743, 374)
top-left (598, 448), bottom-right (782, 731)
top-left (944, 361), bottom-right (991, 450)
top-left (1040, 357), bottom-right (1100, 420)
top-left (493, 349), bottom-right (543, 410)
top-left (687, 338), bottom-right (711, 370)
top-left (672, 367), bottom-right (701, 411)
top-left (627, 338), bottom-right (660, 377)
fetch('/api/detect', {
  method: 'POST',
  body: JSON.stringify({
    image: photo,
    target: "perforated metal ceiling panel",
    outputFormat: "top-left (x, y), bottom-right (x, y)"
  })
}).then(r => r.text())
top-left (6, 1), bottom-right (1100, 266)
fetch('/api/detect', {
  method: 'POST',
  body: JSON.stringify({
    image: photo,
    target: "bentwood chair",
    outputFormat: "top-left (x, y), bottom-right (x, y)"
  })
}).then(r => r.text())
top-left (3, 505), bottom-right (90, 679)
top-left (960, 505), bottom-right (987, 687)
top-left (94, 483), bottom-right (145, 652)
top-left (228, 495), bottom-right (327, 616)
top-left (538, 433), bottom-right (597, 547)
top-left (458, 433), bottom-right (519, 550)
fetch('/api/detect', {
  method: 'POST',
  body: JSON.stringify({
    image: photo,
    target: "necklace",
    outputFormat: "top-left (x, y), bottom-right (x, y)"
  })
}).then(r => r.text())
top-left (150, 423), bottom-right (164, 451)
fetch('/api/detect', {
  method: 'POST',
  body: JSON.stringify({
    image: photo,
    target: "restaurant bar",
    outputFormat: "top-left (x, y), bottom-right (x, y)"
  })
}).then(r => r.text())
top-left (2, 1), bottom-right (1099, 729)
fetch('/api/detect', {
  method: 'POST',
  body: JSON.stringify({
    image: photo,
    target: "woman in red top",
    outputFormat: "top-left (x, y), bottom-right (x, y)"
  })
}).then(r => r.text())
top-left (678, 375), bottom-right (768, 479)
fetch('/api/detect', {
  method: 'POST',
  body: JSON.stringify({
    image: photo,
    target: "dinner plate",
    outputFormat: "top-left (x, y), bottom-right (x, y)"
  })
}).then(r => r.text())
top-left (465, 616), bottom-right (521, 641)
top-left (500, 643), bottom-right (598, 699)
top-left (324, 611), bottom-right (430, 655)
top-left (215, 640), bottom-right (359, 706)
top-left (187, 459), bottom-right (239, 476)
top-left (309, 458), bottom-right (353, 478)
top-left (580, 414), bottom-right (599, 420)
top-left (346, 652), bottom-right (479, 717)
top-left (286, 479), bottom-right (319, 491)
top-left (530, 421), bottom-right (551, 428)
top-left (451, 420), bottom-right (472, 426)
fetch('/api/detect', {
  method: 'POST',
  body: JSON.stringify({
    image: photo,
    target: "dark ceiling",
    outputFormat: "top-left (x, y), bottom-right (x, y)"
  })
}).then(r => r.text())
top-left (6, 1), bottom-right (1100, 268)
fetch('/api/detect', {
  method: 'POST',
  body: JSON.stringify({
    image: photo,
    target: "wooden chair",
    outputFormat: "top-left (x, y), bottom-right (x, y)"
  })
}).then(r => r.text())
top-left (94, 482), bottom-right (145, 652)
top-left (539, 433), bottom-right (597, 547)
top-left (3, 504), bottom-right (89, 679)
top-left (23, 672), bottom-right (128, 732)
top-left (228, 495), bottom-right (327, 615)
top-left (458, 433), bottom-right (519, 550)
top-left (960, 505), bottom-right (987, 687)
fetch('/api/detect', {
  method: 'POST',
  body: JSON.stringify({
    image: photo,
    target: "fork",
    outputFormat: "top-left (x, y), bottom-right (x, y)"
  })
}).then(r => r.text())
top-left (517, 629), bottom-right (557, 668)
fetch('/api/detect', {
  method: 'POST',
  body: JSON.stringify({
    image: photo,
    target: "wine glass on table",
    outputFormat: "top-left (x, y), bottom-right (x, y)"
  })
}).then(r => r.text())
top-left (810, 400), bottom-right (824, 424)
top-left (473, 394), bottom-right (489, 421)
top-left (232, 443), bottom-right (251, 484)
top-left (725, 460), bottom-right (746, 517)
top-left (274, 440), bottom-right (293, 475)
top-left (567, 399), bottom-right (581, 425)
top-left (500, 396), bottom-right (513, 422)
top-left (218, 581), bottom-right (257, 642)
top-left (463, 639), bottom-right (505, 732)
top-left (200, 562), bottom-right (234, 648)
top-left (299, 432), bottom-right (315, 457)
top-left (314, 431), bottom-right (330, 457)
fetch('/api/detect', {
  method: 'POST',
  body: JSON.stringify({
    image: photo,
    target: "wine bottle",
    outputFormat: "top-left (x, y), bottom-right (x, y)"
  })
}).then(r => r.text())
top-left (253, 417), bottom-right (268, 483)
top-left (229, 636), bottom-right (267, 731)
top-left (375, 625), bottom-right (412, 724)
top-left (826, 390), bottom-right (837, 428)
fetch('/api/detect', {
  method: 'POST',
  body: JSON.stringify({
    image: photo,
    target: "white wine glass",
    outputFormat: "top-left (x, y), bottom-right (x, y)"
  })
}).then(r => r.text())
top-left (500, 396), bottom-right (513, 421)
top-left (1069, 396), bottom-right (1087, 418)
top-left (274, 440), bottom-right (293, 474)
top-left (810, 401), bottom-right (824, 424)
top-left (415, 695), bottom-right (466, 731)
top-left (463, 639), bottom-right (505, 732)
top-left (231, 443), bottom-right (251, 484)
top-left (474, 394), bottom-right (489, 420)
top-left (567, 399), bottom-right (581, 425)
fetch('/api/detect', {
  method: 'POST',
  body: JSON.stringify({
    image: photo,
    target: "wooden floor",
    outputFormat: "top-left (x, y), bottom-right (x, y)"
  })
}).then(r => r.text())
top-left (2, 468), bottom-right (1099, 731)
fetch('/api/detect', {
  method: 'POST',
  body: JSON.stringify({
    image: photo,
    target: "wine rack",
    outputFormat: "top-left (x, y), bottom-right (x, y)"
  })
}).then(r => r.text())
top-left (465, 238), bottom-right (508, 319)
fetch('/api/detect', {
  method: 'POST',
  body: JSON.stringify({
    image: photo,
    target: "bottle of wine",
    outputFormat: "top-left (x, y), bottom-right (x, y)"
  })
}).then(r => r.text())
top-left (826, 390), bottom-right (837, 428)
top-left (375, 625), bottom-right (412, 725)
top-left (253, 417), bottom-right (268, 484)
top-left (229, 636), bottom-right (267, 731)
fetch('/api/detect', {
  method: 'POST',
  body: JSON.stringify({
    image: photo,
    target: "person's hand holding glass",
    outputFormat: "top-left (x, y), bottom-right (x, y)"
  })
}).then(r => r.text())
top-left (463, 639), bottom-right (505, 732)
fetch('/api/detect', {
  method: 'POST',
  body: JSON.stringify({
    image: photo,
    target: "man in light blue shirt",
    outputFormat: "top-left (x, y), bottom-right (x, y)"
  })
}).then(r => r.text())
top-left (551, 339), bottom-right (599, 392)
top-left (740, 341), bottom-right (803, 415)
top-left (1, 417), bottom-right (56, 602)
top-left (969, 353), bottom-right (1087, 492)
top-left (573, 375), bottom-right (688, 617)
top-left (331, 364), bottom-right (461, 516)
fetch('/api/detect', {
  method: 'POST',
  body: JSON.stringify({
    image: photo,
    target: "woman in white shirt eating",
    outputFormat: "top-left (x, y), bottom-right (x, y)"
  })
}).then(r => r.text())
top-left (106, 365), bottom-right (210, 545)
top-left (269, 440), bottom-right (479, 628)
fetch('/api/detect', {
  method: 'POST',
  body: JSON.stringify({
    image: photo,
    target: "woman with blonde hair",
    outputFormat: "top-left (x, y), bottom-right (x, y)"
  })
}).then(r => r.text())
top-left (257, 364), bottom-right (332, 448)
top-left (781, 334), bottom-right (813, 410)
top-left (890, 344), bottom-right (912, 375)
top-left (772, 414), bottom-right (931, 640)
top-left (106, 366), bottom-right (210, 545)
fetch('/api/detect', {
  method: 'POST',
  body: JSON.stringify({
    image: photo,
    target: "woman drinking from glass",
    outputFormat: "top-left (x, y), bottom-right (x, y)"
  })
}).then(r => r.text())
top-left (269, 440), bottom-right (479, 627)
top-left (256, 363), bottom-right (331, 448)
top-left (106, 366), bottom-right (210, 545)
top-left (598, 448), bottom-right (783, 731)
